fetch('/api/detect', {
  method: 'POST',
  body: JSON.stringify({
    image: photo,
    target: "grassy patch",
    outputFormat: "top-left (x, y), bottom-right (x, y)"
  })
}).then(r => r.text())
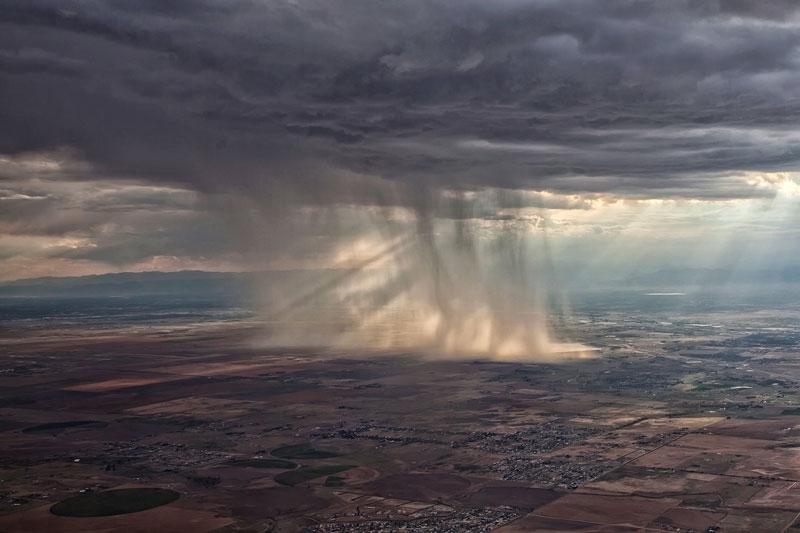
top-left (782, 408), bottom-right (800, 416)
top-left (324, 476), bottom-right (346, 487)
top-left (50, 488), bottom-right (179, 517)
top-left (691, 382), bottom-right (727, 391)
top-left (226, 458), bottom-right (297, 469)
top-left (23, 420), bottom-right (105, 434)
top-left (274, 465), bottom-right (355, 486)
top-left (271, 443), bottom-right (341, 460)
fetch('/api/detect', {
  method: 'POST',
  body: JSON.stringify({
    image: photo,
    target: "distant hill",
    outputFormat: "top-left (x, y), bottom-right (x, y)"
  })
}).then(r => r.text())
top-left (4, 265), bottom-right (799, 302)
top-left (0, 271), bottom-right (249, 299)
top-left (0, 269), bottom-right (361, 303)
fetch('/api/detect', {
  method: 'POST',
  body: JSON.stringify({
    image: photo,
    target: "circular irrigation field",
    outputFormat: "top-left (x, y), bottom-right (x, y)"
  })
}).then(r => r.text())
top-left (50, 488), bottom-right (179, 517)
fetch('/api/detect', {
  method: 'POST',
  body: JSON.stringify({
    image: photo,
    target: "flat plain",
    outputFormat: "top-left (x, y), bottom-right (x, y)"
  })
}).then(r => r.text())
top-left (3, 290), bottom-right (800, 532)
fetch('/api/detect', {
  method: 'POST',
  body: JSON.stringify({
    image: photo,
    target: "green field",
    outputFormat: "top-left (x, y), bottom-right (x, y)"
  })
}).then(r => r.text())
top-left (271, 443), bottom-right (341, 459)
top-left (50, 488), bottom-right (180, 517)
top-left (23, 420), bottom-right (105, 434)
top-left (226, 458), bottom-right (297, 469)
top-left (274, 465), bottom-right (355, 486)
top-left (324, 476), bottom-right (346, 487)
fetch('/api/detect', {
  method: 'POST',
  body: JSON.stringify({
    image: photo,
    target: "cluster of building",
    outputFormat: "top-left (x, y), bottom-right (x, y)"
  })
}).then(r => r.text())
top-left (95, 438), bottom-right (229, 471)
top-left (315, 422), bottom-right (462, 447)
top-left (466, 422), bottom-right (601, 455)
top-left (327, 502), bottom-right (454, 523)
top-left (487, 455), bottom-right (613, 489)
top-left (314, 421), bottom-right (601, 456)
top-left (312, 507), bottom-right (520, 532)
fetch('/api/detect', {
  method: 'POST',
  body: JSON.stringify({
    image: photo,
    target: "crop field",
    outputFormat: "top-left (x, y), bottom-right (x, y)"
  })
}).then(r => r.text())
top-left (225, 458), bottom-right (298, 469)
top-left (50, 488), bottom-right (180, 517)
top-left (275, 465), bottom-right (356, 486)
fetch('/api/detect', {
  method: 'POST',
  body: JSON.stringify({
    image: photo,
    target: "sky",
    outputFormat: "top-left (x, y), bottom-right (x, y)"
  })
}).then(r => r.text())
top-left (2, 0), bottom-right (800, 285)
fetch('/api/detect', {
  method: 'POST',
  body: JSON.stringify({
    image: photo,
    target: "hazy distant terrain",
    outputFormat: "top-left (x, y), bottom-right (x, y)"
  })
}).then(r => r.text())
top-left (3, 269), bottom-right (800, 325)
top-left (0, 271), bottom-right (249, 299)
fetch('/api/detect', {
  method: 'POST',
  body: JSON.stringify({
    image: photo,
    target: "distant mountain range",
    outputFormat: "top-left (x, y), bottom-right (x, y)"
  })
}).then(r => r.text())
top-left (0, 271), bottom-right (249, 299)
top-left (0, 269), bottom-right (357, 302)
top-left (1, 266), bottom-right (798, 300)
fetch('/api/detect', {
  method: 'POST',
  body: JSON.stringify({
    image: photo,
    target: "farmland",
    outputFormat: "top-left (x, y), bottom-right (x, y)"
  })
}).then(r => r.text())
top-left (4, 289), bottom-right (800, 531)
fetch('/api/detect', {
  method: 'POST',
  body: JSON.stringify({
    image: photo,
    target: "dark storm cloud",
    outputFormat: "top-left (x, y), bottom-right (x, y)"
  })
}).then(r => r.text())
top-left (2, 0), bottom-right (800, 203)
top-left (0, 177), bottom-right (199, 227)
top-left (717, 0), bottom-right (800, 19)
top-left (0, 178), bottom-right (240, 273)
top-left (0, 48), bottom-right (85, 77)
top-left (50, 214), bottom-right (234, 265)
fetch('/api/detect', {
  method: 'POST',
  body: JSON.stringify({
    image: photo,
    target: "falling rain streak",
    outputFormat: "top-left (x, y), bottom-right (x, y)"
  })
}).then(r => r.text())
top-left (251, 189), bottom-right (592, 360)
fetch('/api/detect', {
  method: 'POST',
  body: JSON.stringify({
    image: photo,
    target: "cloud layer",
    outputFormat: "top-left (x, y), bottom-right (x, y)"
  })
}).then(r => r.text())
top-left (3, 0), bottom-right (800, 200)
top-left (3, 1), bottom-right (800, 283)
